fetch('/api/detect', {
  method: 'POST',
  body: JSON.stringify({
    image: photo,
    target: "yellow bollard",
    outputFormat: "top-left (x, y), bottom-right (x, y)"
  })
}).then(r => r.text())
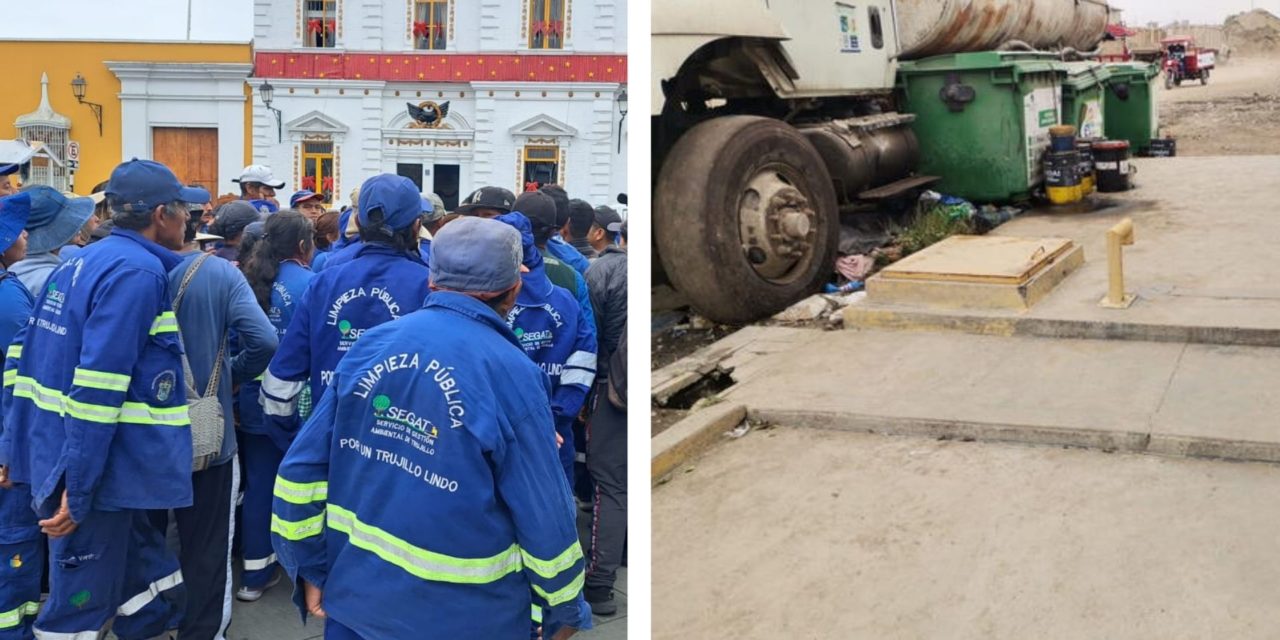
top-left (1099, 218), bottom-right (1136, 309)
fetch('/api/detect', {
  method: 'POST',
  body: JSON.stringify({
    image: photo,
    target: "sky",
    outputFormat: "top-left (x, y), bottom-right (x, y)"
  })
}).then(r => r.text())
top-left (1114, 0), bottom-right (1280, 25)
top-left (0, 0), bottom-right (253, 41)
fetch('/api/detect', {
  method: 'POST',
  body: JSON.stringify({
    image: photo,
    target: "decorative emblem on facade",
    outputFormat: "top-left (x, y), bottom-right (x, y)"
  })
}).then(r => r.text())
top-left (406, 101), bottom-right (450, 129)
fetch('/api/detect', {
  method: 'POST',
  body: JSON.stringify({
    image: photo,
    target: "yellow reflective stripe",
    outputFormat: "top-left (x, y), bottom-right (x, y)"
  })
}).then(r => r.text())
top-left (274, 476), bottom-right (328, 505)
top-left (326, 504), bottom-right (522, 584)
top-left (2, 369), bottom-right (14, 387)
top-left (271, 512), bottom-right (326, 541)
top-left (149, 312), bottom-right (179, 335)
top-left (531, 604), bottom-right (543, 623)
top-left (5, 345), bottom-right (21, 359)
top-left (11, 376), bottom-right (188, 427)
top-left (0, 600), bottom-right (40, 629)
top-left (72, 367), bottom-right (131, 392)
top-left (533, 570), bottom-right (585, 607)
top-left (120, 402), bottom-right (189, 427)
top-left (520, 543), bottom-right (584, 580)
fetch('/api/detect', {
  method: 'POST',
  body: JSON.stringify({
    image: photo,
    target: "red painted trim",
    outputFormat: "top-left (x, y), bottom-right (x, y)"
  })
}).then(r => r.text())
top-left (254, 51), bottom-right (627, 83)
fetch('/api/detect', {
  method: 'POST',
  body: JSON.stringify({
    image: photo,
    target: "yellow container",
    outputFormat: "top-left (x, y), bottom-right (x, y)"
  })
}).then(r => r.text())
top-left (1047, 184), bottom-right (1084, 205)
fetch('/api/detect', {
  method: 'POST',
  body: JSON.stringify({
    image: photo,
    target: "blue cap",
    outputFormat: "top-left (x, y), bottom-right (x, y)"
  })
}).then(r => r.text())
top-left (290, 190), bottom-right (325, 208)
top-left (0, 192), bottom-right (33, 255)
top-left (22, 186), bottom-right (96, 254)
top-left (106, 159), bottom-right (210, 211)
top-left (0, 164), bottom-right (19, 177)
top-left (429, 216), bottom-right (522, 294)
top-left (358, 174), bottom-right (425, 231)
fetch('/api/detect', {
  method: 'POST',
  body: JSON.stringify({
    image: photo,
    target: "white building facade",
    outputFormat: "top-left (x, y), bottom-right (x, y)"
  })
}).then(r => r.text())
top-left (250, 0), bottom-right (627, 210)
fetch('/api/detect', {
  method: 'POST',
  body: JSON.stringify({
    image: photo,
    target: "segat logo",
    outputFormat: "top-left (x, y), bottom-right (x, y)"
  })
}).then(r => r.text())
top-left (371, 393), bottom-right (439, 445)
top-left (338, 319), bottom-right (367, 341)
top-left (45, 281), bottom-right (65, 305)
top-left (515, 327), bottom-right (555, 345)
top-left (152, 370), bottom-right (176, 403)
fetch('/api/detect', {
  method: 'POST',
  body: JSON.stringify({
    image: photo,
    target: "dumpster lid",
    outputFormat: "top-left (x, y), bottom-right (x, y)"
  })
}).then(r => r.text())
top-left (898, 51), bottom-right (1067, 76)
top-left (1103, 62), bottom-right (1160, 81)
top-left (1061, 61), bottom-right (1112, 87)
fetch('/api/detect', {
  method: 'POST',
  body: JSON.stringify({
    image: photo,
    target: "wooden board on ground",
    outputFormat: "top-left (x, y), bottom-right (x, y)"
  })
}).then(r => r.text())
top-left (880, 235), bottom-right (1077, 285)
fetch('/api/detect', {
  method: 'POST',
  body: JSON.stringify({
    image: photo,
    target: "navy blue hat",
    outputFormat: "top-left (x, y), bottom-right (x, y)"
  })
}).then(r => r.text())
top-left (22, 186), bottom-right (96, 254)
top-left (429, 216), bottom-right (522, 294)
top-left (106, 159), bottom-right (210, 212)
top-left (290, 190), bottom-right (324, 208)
top-left (358, 174), bottom-right (422, 231)
top-left (0, 192), bottom-right (33, 255)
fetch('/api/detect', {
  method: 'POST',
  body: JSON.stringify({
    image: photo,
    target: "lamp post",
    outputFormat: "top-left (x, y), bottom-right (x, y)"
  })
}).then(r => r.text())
top-left (616, 88), bottom-right (628, 154)
top-left (70, 74), bottom-right (104, 137)
top-left (259, 79), bottom-right (283, 143)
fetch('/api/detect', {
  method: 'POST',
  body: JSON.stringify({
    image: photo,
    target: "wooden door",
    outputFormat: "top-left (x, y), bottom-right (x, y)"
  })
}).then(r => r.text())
top-left (152, 127), bottom-right (218, 196)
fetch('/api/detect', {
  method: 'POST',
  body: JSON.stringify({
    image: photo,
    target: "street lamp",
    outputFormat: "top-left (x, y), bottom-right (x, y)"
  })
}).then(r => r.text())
top-left (259, 79), bottom-right (283, 143)
top-left (616, 88), bottom-right (628, 154)
top-left (70, 73), bottom-right (104, 137)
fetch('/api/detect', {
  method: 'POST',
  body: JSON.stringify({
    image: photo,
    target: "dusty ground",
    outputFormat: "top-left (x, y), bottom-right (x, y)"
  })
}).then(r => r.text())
top-left (1159, 56), bottom-right (1280, 155)
top-left (654, 427), bottom-right (1280, 640)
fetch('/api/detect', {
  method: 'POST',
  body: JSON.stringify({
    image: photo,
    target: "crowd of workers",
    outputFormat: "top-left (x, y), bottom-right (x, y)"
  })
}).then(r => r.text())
top-left (0, 139), bottom-right (628, 640)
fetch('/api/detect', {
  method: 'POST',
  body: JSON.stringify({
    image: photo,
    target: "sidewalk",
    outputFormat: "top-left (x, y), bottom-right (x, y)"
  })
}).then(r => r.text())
top-left (655, 427), bottom-right (1280, 639)
top-left (847, 156), bottom-right (1280, 345)
top-left (698, 326), bottom-right (1280, 463)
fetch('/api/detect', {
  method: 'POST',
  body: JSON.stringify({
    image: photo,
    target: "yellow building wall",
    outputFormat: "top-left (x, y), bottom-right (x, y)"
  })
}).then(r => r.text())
top-left (0, 40), bottom-right (253, 193)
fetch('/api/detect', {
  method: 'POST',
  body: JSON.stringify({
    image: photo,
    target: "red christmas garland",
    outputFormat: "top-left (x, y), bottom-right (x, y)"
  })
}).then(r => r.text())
top-left (307, 18), bottom-right (336, 34)
top-left (322, 176), bottom-right (334, 194)
top-left (413, 20), bottom-right (430, 37)
top-left (301, 175), bottom-right (317, 191)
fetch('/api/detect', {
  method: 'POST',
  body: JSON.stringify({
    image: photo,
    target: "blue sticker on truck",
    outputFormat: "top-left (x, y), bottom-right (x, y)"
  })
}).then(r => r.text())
top-left (838, 4), bottom-right (861, 53)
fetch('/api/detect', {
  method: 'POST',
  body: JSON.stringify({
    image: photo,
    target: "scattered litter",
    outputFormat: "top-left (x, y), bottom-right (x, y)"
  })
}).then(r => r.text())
top-left (835, 254), bottom-right (876, 281)
top-left (823, 280), bottom-right (865, 295)
top-left (725, 421), bottom-right (751, 439)
top-left (689, 395), bottom-right (723, 412)
top-left (689, 314), bottom-right (715, 331)
top-left (826, 291), bottom-right (867, 309)
top-left (772, 294), bottom-right (834, 322)
top-left (839, 226), bottom-right (892, 256)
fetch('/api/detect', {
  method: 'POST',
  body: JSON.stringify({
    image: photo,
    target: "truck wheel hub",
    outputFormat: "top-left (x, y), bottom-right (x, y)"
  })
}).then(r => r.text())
top-left (738, 170), bottom-right (816, 281)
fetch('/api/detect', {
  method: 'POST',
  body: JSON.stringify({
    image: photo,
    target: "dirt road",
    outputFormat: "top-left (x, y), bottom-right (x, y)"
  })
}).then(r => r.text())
top-left (1159, 57), bottom-right (1280, 155)
top-left (654, 428), bottom-right (1280, 639)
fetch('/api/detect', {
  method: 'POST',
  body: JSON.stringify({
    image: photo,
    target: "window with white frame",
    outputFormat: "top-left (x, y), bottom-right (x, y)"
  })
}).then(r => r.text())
top-left (304, 0), bottom-right (338, 48)
top-left (528, 0), bottom-right (566, 49)
top-left (413, 0), bottom-right (448, 50)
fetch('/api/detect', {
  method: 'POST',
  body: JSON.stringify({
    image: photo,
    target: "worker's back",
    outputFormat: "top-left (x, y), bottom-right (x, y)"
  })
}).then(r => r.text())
top-left (273, 290), bottom-right (585, 639)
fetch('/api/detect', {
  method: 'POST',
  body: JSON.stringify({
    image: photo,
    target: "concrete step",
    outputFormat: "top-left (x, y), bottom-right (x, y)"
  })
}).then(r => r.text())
top-left (690, 326), bottom-right (1280, 464)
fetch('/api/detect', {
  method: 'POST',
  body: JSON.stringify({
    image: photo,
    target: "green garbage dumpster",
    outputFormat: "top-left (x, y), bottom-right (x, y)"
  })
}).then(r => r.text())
top-left (1061, 62), bottom-right (1110, 140)
top-left (1103, 63), bottom-right (1160, 152)
top-left (898, 52), bottom-right (1068, 203)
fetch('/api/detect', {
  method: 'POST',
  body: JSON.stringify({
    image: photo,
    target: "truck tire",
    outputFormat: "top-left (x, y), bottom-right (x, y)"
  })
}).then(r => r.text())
top-left (1201, 70), bottom-right (1209, 85)
top-left (1165, 73), bottom-right (1174, 90)
top-left (655, 116), bottom-right (838, 325)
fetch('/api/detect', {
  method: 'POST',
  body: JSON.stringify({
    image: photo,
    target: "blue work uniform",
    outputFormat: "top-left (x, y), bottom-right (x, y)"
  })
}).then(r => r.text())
top-left (506, 263), bottom-right (596, 485)
top-left (313, 238), bottom-right (363, 273)
top-left (238, 260), bottom-right (314, 589)
top-left (0, 268), bottom-right (39, 640)
top-left (547, 236), bottom-right (590, 276)
top-left (1, 229), bottom-right (189, 640)
top-left (260, 244), bottom-right (429, 445)
top-left (271, 292), bottom-right (590, 639)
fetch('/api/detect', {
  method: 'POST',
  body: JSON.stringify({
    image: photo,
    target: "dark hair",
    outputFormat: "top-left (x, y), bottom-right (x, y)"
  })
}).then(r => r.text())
top-left (111, 200), bottom-right (183, 231)
top-left (183, 207), bottom-right (203, 244)
top-left (539, 184), bottom-right (570, 227)
top-left (241, 211), bottom-right (315, 312)
top-left (358, 208), bottom-right (419, 253)
top-left (531, 219), bottom-right (556, 247)
top-left (314, 210), bottom-right (339, 250)
top-left (566, 199), bottom-right (594, 238)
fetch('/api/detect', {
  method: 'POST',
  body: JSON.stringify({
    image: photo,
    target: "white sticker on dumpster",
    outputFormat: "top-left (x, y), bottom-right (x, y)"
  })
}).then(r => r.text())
top-left (1080, 99), bottom-right (1104, 140)
top-left (1024, 87), bottom-right (1060, 185)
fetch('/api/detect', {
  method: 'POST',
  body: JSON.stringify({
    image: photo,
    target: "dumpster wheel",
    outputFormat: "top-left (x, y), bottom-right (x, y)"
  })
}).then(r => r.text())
top-left (656, 116), bottom-right (838, 325)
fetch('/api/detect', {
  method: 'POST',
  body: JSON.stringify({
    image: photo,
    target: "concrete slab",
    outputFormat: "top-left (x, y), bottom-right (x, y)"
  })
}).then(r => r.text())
top-left (700, 325), bottom-right (1280, 463)
top-left (846, 156), bottom-right (1280, 345)
top-left (652, 403), bottom-right (747, 483)
top-left (868, 243), bottom-right (1084, 311)
top-left (654, 427), bottom-right (1280, 639)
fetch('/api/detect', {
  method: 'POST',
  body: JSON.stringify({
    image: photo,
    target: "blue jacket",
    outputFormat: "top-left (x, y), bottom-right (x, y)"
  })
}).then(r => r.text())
top-left (0, 268), bottom-right (37, 544)
top-left (314, 238), bottom-right (364, 273)
top-left (506, 262), bottom-right (596, 432)
top-left (168, 252), bottom-right (277, 465)
top-left (2, 229), bottom-right (193, 522)
top-left (546, 236), bottom-right (590, 276)
top-left (260, 244), bottom-right (429, 445)
top-left (271, 292), bottom-right (589, 639)
top-left (239, 261), bottom-right (314, 438)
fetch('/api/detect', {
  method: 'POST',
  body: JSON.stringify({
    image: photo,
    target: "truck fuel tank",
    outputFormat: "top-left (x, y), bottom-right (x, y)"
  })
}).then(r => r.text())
top-left (895, 0), bottom-right (1113, 60)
